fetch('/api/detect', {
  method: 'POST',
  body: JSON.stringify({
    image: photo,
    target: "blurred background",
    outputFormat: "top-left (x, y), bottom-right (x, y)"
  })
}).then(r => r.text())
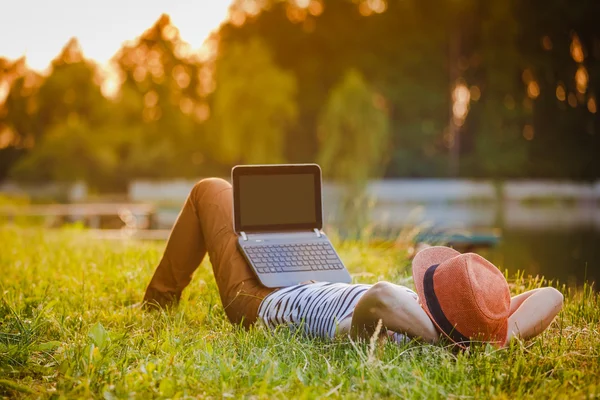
top-left (0, 0), bottom-right (599, 285)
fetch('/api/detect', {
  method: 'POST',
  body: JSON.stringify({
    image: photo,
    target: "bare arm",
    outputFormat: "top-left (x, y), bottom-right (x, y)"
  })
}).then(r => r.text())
top-left (505, 287), bottom-right (563, 345)
top-left (508, 288), bottom-right (543, 315)
top-left (344, 282), bottom-right (440, 343)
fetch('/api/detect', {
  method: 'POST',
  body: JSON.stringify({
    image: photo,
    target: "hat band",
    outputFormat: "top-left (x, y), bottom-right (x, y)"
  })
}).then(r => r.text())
top-left (423, 264), bottom-right (470, 344)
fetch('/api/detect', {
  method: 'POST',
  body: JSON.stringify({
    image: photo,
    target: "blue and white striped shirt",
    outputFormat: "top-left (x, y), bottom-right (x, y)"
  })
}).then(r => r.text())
top-left (258, 282), bottom-right (418, 340)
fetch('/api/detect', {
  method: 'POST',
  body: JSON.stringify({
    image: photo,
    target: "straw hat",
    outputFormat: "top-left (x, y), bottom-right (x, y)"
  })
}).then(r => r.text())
top-left (412, 246), bottom-right (510, 346)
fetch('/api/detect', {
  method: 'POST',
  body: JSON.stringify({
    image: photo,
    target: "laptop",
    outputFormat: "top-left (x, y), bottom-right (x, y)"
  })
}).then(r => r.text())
top-left (232, 164), bottom-right (352, 288)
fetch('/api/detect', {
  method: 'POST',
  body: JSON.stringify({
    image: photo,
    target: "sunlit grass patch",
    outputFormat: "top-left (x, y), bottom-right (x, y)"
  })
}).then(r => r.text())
top-left (0, 226), bottom-right (598, 398)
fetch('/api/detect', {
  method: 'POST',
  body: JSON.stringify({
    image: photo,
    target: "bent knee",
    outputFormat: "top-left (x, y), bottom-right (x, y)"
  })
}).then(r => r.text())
top-left (368, 282), bottom-right (393, 300)
top-left (368, 282), bottom-right (419, 314)
top-left (365, 282), bottom-right (401, 312)
top-left (191, 178), bottom-right (231, 199)
top-left (194, 177), bottom-right (230, 191)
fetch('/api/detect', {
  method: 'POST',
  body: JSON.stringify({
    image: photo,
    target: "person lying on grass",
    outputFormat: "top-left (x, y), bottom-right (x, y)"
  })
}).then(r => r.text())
top-left (143, 178), bottom-right (564, 347)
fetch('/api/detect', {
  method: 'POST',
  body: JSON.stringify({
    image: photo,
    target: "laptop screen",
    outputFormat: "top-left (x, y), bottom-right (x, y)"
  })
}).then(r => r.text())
top-left (232, 164), bottom-right (323, 232)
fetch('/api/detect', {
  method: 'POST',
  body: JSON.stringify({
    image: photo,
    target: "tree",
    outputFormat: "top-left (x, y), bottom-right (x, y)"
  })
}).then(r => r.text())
top-left (3, 0), bottom-right (600, 186)
top-left (219, 0), bottom-right (457, 176)
top-left (317, 69), bottom-right (390, 186)
top-left (458, 0), bottom-right (527, 178)
top-left (210, 37), bottom-right (297, 165)
top-left (7, 39), bottom-right (117, 191)
top-left (516, 0), bottom-right (600, 180)
top-left (220, 0), bottom-right (600, 180)
top-left (36, 38), bottom-right (110, 129)
top-left (317, 69), bottom-right (390, 236)
top-left (113, 14), bottom-right (208, 180)
top-left (9, 116), bottom-right (118, 188)
top-left (0, 57), bottom-right (36, 181)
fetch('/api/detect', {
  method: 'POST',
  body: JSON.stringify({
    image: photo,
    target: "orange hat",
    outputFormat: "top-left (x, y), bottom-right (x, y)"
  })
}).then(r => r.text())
top-left (412, 246), bottom-right (510, 346)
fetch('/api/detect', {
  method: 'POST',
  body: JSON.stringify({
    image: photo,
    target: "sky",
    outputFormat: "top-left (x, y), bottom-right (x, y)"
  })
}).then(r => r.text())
top-left (0, 0), bottom-right (232, 72)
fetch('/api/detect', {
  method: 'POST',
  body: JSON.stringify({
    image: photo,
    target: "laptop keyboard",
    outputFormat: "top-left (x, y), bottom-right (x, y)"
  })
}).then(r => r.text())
top-left (242, 242), bottom-right (344, 273)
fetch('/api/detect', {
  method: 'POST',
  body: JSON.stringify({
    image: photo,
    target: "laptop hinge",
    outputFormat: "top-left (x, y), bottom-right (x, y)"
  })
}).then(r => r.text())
top-left (240, 231), bottom-right (248, 241)
top-left (314, 228), bottom-right (322, 238)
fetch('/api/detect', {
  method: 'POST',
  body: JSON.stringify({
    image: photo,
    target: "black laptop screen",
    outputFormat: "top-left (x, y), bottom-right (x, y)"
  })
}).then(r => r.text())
top-left (239, 174), bottom-right (316, 228)
top-left (233, 165), bottom-right (322, 232)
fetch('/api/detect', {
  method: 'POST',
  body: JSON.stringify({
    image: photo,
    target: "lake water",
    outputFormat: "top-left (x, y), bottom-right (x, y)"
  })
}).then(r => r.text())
top-left (349, 201), bottom-right (599, 287)
top-left (481, 227), bottom-right (599, 287)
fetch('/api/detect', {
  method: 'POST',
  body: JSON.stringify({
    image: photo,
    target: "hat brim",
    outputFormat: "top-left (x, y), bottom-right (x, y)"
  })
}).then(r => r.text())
top-left (412, 246), bottom-right (461, 301)
top-left (412, 246), bottom-right (463, 344)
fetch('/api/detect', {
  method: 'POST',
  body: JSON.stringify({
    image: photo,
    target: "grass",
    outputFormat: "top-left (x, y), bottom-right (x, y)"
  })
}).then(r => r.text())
top-left (0, 226), bottom-right (598, 399)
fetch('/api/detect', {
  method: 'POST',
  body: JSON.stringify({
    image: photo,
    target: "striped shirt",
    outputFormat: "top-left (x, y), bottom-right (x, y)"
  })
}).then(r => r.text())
top-left (257, 282), bottom-right (418, 340)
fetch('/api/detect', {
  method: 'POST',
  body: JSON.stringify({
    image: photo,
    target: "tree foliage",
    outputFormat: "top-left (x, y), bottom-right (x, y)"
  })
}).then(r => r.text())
top-left (210, 37), bottom-right (297, 164)
top-left (3, 40), bottom-right (115, 188)
top-left (221, 0), bottom-right (600, 179)
top-left (317, 69), bottom-right (389, 186)
top-left (0, 1), bottom-right (599, 192)
top-left (10, 117), bottom-right (117, 187)
top-left (112, 14), bottom-right (207, 181)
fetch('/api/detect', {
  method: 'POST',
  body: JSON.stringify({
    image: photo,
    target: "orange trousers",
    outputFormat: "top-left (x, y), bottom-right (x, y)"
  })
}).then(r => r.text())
top-left (143, 178), bottom-right (274, 328)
